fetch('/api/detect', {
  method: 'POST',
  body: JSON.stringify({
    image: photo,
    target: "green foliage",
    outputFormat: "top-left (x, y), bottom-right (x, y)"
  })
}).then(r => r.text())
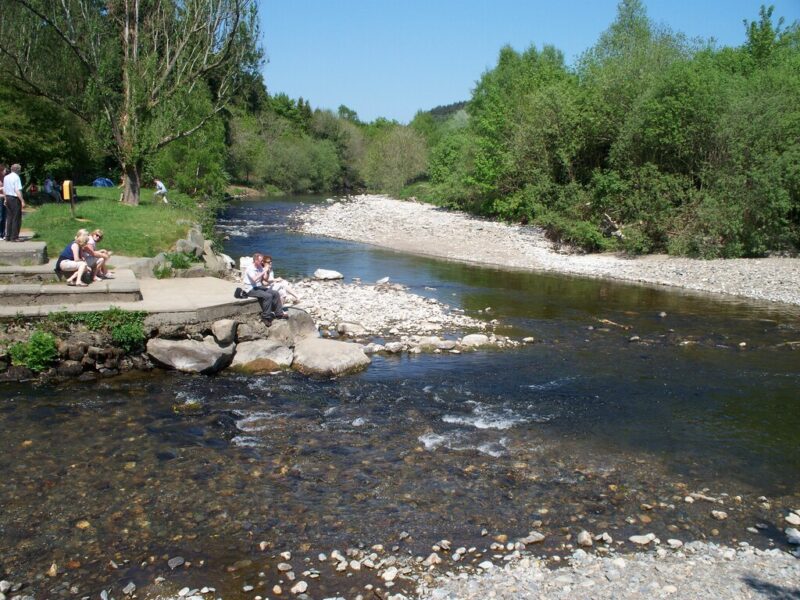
top-left (361, 126), bottom-right (428, 194)
top-left (410, 2), bottom-right (800, 257)
top-left (150, 87), bottom-right (229, 199)
top-left (9, 330), bottom-right (58, 373)
top-left (165, 252), bottom-right (196, 270)
top-left (0, 81), bottom-right (100, 183)
top-left (0, 0), bottom-right (261, 205)
top-left (153, 264), bottom-right (174, 279)
top-left (110, 322), bottom-right (147, 354)
top-left (46, 308), bottom-right (147, 354)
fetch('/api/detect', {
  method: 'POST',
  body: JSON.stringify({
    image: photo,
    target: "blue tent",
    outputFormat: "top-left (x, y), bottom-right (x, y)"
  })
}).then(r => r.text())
top-left (92, 177), bottom-right (114, 187)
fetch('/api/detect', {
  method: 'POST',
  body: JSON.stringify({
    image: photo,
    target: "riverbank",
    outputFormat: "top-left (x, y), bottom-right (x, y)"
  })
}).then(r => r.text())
top-left (416, 542), bottom-right (800, 600)
top-left (297, 195), bottom-right (800, 308)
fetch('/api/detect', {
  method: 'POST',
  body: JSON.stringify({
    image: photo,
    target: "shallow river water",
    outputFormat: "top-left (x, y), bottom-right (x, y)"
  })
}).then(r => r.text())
top-left (1, 196), bottom-right (799, 599)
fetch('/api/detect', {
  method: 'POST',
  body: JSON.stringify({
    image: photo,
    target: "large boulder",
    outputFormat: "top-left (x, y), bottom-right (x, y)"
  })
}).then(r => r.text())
top-left (147, 336), bottom-right (234, 374)
top-left (212, 319), bottom-right (238, 345)
top-left (267, 308), bottom-right (319, 346)
top-left (176, 238), bottom-right (203, 257)
top-left (337, 321), bottom-right (367, 337)
top-left (292, 338), bottom-right (370, 377)
top-left (231, 339), bottom-right (293, 373)
top-left (313, 268), bottom-right (344, 280)
top-left (461, 333), bottom-right (490, 347)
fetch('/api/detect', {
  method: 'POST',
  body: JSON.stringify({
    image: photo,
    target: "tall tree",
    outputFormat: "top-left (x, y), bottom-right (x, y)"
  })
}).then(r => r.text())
top-left (0, 0), bottom-right (260, 204)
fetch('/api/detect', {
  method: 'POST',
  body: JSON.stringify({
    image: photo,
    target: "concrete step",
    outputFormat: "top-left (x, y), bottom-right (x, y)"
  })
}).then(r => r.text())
top-left (0, 238), bottom-right (48, 266)
top-left (0, 268), bottom-right (141, 306)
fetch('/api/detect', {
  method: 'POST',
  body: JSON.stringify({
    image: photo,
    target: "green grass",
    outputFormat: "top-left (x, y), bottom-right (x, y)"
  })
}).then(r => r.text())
top-left (24, 186), bottom-right (198, 257)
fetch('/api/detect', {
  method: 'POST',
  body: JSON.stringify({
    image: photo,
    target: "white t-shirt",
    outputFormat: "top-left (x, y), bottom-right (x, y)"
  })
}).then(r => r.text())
top-left (243, 263), bottom-right (265, 292)
top-left (3, 172), bottom-right (22, 197)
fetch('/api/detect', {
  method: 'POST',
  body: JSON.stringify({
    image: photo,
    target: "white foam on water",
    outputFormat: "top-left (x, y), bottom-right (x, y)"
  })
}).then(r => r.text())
top-left (231, 435), bottom-right (263, 448)
top-left (352, 417), bottom-right (367, 427)
top-left (442, 403), bottom-right (528, 430)
top-left (418, 432), bottom-right (455, 450)
top-left (477, 438), bottom-right (509, 457)
top-left (235, 411), bottom-right (281, 432)
top-left (526, 376), bottom-right (575, 391)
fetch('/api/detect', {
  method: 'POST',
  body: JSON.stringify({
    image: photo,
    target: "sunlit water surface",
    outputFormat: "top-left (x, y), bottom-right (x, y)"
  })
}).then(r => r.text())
top-left (1, 195), bottom-right (798, 599)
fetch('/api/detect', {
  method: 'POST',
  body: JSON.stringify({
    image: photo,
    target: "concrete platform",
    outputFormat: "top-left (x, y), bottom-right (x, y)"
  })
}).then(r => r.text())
top-left (0, 275), bottom-right (259, 325)
top-left (0, 268), bottom-right (142, 305)
top-left (0, 239), bottom-right (48, 266)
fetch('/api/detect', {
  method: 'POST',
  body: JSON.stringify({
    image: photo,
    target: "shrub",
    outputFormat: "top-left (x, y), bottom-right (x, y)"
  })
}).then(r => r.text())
top-left (111, 322), bottom-right (146, 353)
top-left (9, 330), bottom-right (59, 372)
top-left (44, 308), bottom-right (147, 353)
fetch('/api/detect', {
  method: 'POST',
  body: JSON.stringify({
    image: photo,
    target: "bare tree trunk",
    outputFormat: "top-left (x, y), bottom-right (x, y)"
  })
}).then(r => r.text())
top-left (121, 163), bottom-right (141, 205)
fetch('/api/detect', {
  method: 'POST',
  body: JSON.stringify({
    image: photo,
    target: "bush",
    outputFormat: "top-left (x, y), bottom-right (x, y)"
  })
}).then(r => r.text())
top-left (45, 308), bottom-right (147, 353)
top-left (9, 330), bottom-right (58, 372)
top-left (111, 322), bottom-right (146, 353)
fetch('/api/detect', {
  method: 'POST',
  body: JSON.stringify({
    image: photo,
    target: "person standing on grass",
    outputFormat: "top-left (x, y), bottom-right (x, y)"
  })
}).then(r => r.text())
top-left (0, 164), bottom-right (6, 240)
top-left (3, 163), bottom-right (25, 242)
top-left (154, 178), bottom-right (168, 204)
top-left (236, 252), bottom-right (285, 326)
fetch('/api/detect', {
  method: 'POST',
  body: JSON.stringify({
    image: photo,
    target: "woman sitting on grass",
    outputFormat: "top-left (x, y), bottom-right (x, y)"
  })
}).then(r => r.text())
top-left (56, 230), bottom-right (91, 286)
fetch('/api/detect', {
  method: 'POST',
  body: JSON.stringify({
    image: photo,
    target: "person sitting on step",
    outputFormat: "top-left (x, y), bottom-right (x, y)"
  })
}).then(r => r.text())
top-left (235, 252), bottom-right (286, 326)
top-left (262, 255), bottom-right (301, 304)
top-left (84, 228), bottom-right (114, 279)
top-left (55, 230), bottom-right (91, 286)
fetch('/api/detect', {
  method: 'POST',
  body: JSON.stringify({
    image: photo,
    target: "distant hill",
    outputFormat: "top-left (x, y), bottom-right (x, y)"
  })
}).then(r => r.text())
top-left (426, 101), bottom-right (468, 121)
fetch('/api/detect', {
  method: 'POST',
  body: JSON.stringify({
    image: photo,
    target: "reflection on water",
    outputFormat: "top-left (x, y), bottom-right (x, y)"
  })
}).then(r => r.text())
top-left (1, 196), bottom-right (799, 598)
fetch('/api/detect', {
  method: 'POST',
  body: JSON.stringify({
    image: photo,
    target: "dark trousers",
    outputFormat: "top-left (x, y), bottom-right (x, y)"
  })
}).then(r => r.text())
top-left (248, 286), bottom-right (282, 319)
top-left (4, 196), bottom-right (21, 241)
top-left (0, 199), bottom-right (5, 238)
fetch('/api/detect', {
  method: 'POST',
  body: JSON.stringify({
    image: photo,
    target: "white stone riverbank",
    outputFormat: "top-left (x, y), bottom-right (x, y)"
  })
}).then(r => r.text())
top-left (297, 195), bottom-right (800, 308)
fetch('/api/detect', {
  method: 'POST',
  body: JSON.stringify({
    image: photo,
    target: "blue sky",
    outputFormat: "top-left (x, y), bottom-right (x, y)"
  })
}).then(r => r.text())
top-left (259, 0), bottom-right (800, 124)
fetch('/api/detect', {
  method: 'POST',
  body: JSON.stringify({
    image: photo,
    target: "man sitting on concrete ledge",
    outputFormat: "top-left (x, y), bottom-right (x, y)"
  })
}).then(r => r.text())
top-left (236, 252), bottom-right (285, 326)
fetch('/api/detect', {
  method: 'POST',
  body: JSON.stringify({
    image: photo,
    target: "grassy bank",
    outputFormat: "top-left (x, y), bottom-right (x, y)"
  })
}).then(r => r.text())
top-left (23, 186), bottom-right (199, 257)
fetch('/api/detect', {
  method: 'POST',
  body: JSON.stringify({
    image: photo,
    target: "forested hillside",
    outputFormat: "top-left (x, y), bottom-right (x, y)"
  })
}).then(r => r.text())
top-left (410, 2), bottom-right (800, 258)
top-left (1, 0), bottom-right (796, 257)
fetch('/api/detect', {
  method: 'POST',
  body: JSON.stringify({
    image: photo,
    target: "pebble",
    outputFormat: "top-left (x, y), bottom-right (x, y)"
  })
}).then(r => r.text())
top-left (711, 510), bottom-right (728, 520)
top-left (629, 534), bottom-right (655, 545)
top-left (122, 582), bottom-right (136, 595)
top-left (785, 513), bottom-right (800, 526)
top-left (290, 581), bottom-right (308, 594)
top-left (577, 531), bottom-right (593, 547)
top-left (168, 556), bottom-right (185, 570)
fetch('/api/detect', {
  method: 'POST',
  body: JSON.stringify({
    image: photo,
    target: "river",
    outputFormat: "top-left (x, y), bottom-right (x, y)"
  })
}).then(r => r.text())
top-left (1, 195), bottom-right (798, 599)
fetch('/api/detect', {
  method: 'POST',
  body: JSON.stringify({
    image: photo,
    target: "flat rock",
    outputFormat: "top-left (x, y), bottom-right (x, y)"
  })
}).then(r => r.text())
top-left (147, 337), bottom-right (234, 374)
top-left (314, 268), bottom-right (344, 280)
top-left (461, 333), bottom-right (490, 347)
top-left (292, 338), bottom-right (370, 377)
top-left (337, 321), bottom-right (367, 336)
top-left (231, 340), bottom-right (293, 373)
top-left (629, 533), bottom-right (656, 545)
